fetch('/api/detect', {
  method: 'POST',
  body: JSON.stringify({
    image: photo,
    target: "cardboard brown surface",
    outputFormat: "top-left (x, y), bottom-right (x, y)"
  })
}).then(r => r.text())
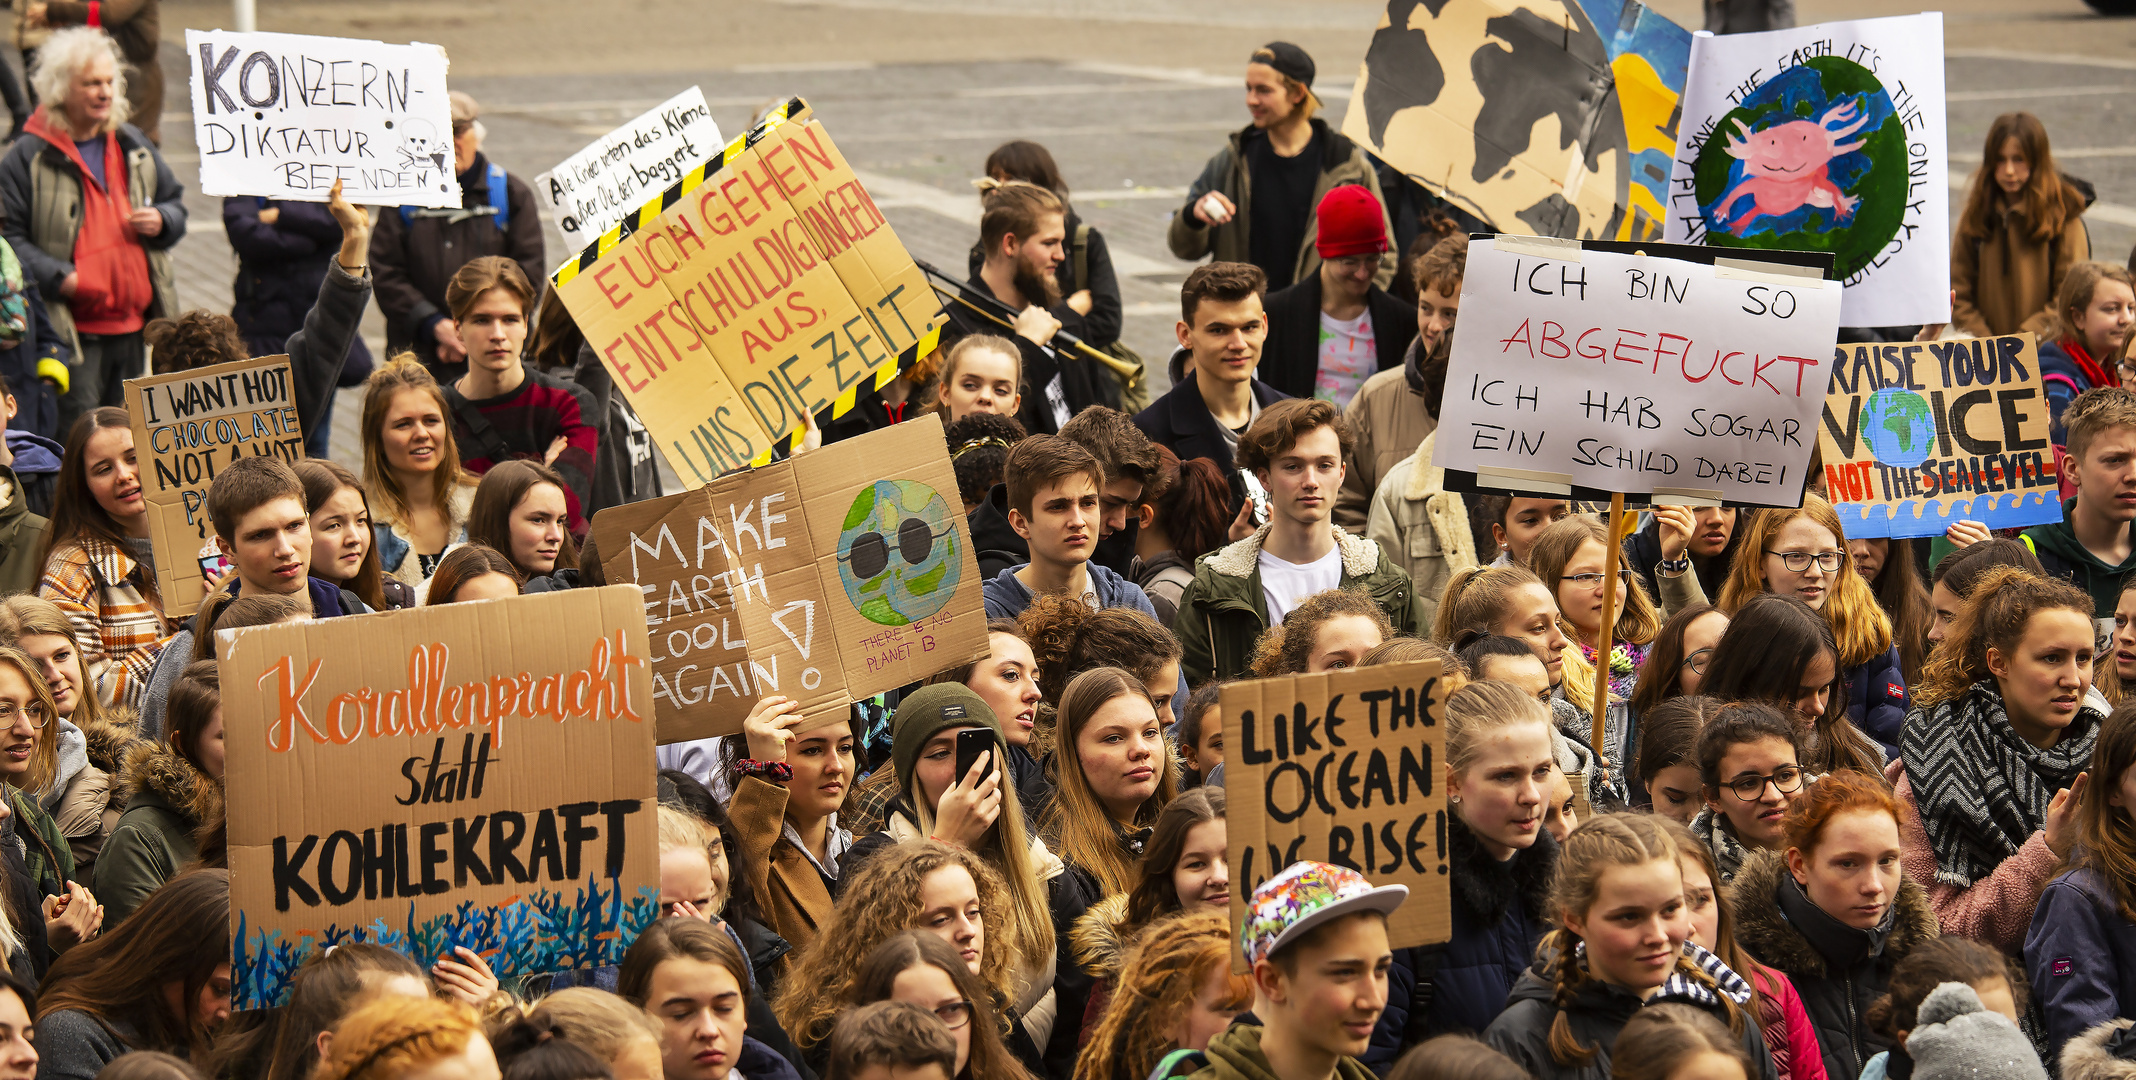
top-left (124, 355), bottom-right (303, 617)
top-left (1818, 333), bottom-right (2060, 539)
top-left (1222, 659), bottom-right (1451, 970)
top-left (552, 101), bottom-right (942, 488)
top-left (219, 586), bottom-right (659, 1009)
top-left (591, 415), bottom-right (986, 742)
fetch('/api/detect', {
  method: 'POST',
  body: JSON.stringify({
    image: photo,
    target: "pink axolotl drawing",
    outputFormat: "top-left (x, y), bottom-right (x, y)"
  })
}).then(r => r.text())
top-left (1709, 100), bottom-right (1869, 237)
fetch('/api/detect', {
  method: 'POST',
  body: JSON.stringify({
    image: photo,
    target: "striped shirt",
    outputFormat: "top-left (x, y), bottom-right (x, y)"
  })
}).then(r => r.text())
top-left (39, 539), bottom-right (174, 711)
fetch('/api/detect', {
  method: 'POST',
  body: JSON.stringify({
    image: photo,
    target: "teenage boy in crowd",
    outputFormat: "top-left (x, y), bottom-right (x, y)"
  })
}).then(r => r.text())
top-left (981, 434), bottom-right (1158, 622)
top-left (939, 180), bottom-right (1116, 437)
top-left (1135, 263), bottom-right (1291, 491)
top-left (969, 407), bottom-right (1163, 580)
top-left (1174, 398), bottom-right (1422, 683)
top-left (2024, 386), bottom-right (2136, 634)
top-left (1157, 862), bottom-right (1402, 1080)
top-left (1168, 43), bottom-right (1396, 292)
top-left (1336, 233), bottom-right (1464, 533)
top-left (137, 456), bottom-right (366, 736)
top-left (1257, 187), bottom-right (1415, 406)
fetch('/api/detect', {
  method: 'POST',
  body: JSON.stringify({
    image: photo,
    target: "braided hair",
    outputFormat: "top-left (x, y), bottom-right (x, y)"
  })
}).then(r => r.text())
top-left (311, 995), bottom-right (486, 1080)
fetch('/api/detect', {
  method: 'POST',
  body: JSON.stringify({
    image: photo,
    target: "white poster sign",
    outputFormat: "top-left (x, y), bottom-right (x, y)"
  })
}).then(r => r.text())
top-left (186, 30), bottom-right (459, 208)
top-left (1431, 237), bottom-right (1839, 506)
top-left (537, 88), bottom-right (722, 246)
top-left (1662, 13), bottom-right (1949, 326)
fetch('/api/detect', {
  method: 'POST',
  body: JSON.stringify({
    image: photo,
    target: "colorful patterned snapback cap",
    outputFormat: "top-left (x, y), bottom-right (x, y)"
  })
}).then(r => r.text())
top-left (1240, 861), bottom-right (1408, 966)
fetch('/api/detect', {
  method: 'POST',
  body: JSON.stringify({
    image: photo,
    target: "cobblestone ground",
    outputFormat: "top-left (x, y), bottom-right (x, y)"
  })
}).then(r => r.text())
top-left (139, 0), bottom-right (2136, 473)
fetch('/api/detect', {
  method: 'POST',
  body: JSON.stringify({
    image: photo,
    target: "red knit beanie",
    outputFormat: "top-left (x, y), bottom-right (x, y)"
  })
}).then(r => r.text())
top-left (1315, 185), bottom-right (1387, 258)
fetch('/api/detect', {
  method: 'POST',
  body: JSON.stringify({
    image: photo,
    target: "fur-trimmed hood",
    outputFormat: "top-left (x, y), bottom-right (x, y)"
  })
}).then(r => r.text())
top-left (1730, 848), bottom-right (1938, 978)
top-left (116, 738), bottom-right (223, 830)
top-left (1202, 521), bottom-right (1384, 579)
top-left (1070, 892), bottom-right (1134, 980)
top-left (78, 711), bottom-right (142, 775)
top-left (2063, 1018), bottom-right (2136, 1080)
top-left (1448, 812), bottom-right (1557, 926)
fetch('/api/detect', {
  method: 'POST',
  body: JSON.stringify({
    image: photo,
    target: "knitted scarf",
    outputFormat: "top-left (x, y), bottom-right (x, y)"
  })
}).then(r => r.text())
top-left (1901, 680), bottom-right (2099, 888)
top-left (1578, 639), bottom-right (1649, 702)
top-left (1689, 808), bottom-right (1750, 884)
top-left (2058, 336), bottom-right (2115, 392)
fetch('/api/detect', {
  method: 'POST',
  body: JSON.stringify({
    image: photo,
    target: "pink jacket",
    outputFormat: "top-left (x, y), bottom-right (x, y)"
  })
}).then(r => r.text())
top-left (1753, 964), bottom-right (1828, 1080)
top-left (1887, 758), bottom-right (2060, 953)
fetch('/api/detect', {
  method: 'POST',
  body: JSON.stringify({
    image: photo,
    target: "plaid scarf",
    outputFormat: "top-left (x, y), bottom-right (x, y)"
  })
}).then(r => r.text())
top-left (1902, 680), bottom-right (2099, 887)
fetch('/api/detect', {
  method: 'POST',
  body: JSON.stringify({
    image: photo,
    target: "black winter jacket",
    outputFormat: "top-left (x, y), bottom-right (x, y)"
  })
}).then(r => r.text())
top-left (936, 273), bottom-right (1118, 437)
top-left (1732, 850), bottom-right (1940, 1080)
top-left (1484, 961), bottom-right (1778, 1080)
top-left (223, 196), bottom-right (373, 384)
top-left (1258, 274), bottom-right (1416, 402)
top-left (370, 152), bottom-right (545, 358)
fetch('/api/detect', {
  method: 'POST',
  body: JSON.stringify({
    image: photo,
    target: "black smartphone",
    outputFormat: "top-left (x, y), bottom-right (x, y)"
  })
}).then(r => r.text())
top-left (954, 728), bottom-right (997, 786)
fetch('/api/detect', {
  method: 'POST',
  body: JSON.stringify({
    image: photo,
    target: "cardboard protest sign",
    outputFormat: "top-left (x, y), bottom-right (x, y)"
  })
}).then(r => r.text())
top-left (551, 98), bottom-right (942, 487)
top-left (186, 30), bottom-right (459, 207)
top-left (1819, 334), bottom-right (2059, 538)
top-left (1223, 659), bottom-right (1451, 969)
top-left (1663, 14), bottom-right (1950, 326)
top-left (592, 415), bottom-right (987, 743)
top-left (219, 587), bottom-right (659, 1009)
top-left (1342, 0), bottom-right (1692, 241)
top-left (1430, 236), bottom-right (1838, 505)
top-left (538, 88), bottom-right (723, 248)
top-left (124, 356), bottom-right (303, 617)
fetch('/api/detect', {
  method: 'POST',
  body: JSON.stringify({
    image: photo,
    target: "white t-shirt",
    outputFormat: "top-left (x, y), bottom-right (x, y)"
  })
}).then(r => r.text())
top-left (1259, 544), bottom-right (1343, 625)
top-left (1314, 309), bottom-right (1377, 407)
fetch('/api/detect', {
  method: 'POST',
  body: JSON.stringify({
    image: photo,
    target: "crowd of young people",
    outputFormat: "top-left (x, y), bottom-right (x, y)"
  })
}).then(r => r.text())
top-left (0, 20), bottom-right (2123, 1080)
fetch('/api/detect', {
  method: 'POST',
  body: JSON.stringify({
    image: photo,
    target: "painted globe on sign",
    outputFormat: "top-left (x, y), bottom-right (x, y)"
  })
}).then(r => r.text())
top-left (836, 479), bottom-right (961, 627)
top-left (1860, 387), bottom-right (1933, 469)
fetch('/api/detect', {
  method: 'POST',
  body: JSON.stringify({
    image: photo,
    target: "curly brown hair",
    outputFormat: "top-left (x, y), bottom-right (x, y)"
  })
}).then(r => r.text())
top-left (1248, 588), bottom-right (1392, 677)
top-left (146, 311), bottom-right (249, 374)
top-left (1914, 565), bottom-right (2094, 709)
top-left (1074, 911), bottom-right (1249, 1080)
top-left (1237, 398), bottom-right (1351, 476)
top-left (1019, 594), bottom-right (1180, 707)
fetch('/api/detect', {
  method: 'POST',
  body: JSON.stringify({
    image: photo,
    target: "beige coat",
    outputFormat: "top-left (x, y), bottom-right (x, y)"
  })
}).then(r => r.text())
top-left (1365, 432), bottom-right (1476, 628)
top-left (1953, 202), bottom-right (2089, 338)
top-left (1337, 355), bottom-right (1435, 534)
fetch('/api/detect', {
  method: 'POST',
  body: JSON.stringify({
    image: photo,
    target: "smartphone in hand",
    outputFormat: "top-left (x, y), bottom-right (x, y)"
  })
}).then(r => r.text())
top-left (954, 728), bottom-right (997, 786)
top-left (1239, 469), bottom-right (1271, 527)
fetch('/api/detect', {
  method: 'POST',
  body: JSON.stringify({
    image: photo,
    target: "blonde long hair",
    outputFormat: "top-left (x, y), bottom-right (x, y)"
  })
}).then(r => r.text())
top-left (0, 595), bottom-right (104, 728)
top-left (361, 357), bottom-right (475, 530)
top-left (1715, 495), bottom-right (1892, 668)
top-left (898, 734), bottom-right (1056, 981)
top-left (1040, 668), bottom-right (1179, 896)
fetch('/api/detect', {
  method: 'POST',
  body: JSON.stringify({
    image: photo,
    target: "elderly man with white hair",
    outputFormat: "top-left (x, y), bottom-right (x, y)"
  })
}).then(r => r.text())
top-left (0, 27), bottom-right (184, 435)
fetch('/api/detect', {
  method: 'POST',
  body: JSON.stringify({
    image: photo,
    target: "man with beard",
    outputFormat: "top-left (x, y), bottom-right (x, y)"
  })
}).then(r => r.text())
top-left (937, 180), bottom-right (1117, 436)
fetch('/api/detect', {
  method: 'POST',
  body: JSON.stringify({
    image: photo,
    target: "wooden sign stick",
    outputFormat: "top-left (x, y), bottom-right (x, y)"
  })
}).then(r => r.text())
top-left (1591, 492), bottom-right (1634, 778)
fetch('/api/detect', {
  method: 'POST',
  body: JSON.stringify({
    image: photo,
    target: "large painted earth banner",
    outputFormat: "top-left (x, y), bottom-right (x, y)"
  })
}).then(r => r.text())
top-left (1342, 0), bottom-right (1692, 242)
top-left (1663, 14), bottom-right (1950, 326)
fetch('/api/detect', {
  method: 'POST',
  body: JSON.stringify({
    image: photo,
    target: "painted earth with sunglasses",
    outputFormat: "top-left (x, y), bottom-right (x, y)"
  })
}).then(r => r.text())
top-left (838, 480), bottom-right (962, 627)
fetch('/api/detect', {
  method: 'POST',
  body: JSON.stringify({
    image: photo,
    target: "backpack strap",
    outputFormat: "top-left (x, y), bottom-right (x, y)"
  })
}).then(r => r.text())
top-left (440, 381), bottom-right (515, 466)
top-left (1072, 223), bottom-right (1090, 294)
top-left (486, 161), bottom-right (510, 231)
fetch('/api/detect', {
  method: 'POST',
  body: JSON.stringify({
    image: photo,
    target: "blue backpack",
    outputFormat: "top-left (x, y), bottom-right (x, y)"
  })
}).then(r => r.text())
top-left (396, 161), bottom-right (509, 230)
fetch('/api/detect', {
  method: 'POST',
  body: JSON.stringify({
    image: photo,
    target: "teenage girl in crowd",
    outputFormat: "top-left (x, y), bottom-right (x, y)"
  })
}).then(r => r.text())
top-left (538, 988), bottom-right (666, 1080)
top-left (1039, 667), bottom-right (1177, 898)
top-left (1717, 497), bottom-right (1908, 757)
top-left (0, 642), bottom-right (90, 980)
top-left (907, 619), bottom-right (1048, 819)
top-left (1071, 787), bottom-right (1225, 1036)
top-left (1699, 594), bottom-right (1884, 777)
top-left (1731, 771), bottom-right (1937, 1080)
top-left (1609, 1006), bottom-right (1757, 1080)
top-left (843, 684), bottom-right (1088, 1074)
top-left (1687, 704), bottom-right (1809, 884)
top-left (1377, 680), bottom-right (1559, 1057)
top-left (423, 545), bottom-right (522, 605)
top-left (2040, 263), bottom-right (2136, 441)
top-left (362, 357), bottom-right (477, 588)
top-left (1669, 816), bottom-right (1823, 1080)
top-left (96, 660), bottom-right (219, 925)
top-left (466, 460), bottom-right (578, 585)
top-left (1133, 446), bottom-right (1232, 628)
top-left (1472, 496), bottom-right (1569, 568)
top-left (2028, 698), bottom-right (2136, 1057)
top-left (2101, 574), bottom-right (2136, 704)
top-left (1953, 111), bottom-right (2092, 340)
top-left (1175, 682), bottom-right (1224, 787)
top-left (1638, 696), bottom-right (1720, 826)
top-left (1927, 538), bottom-right (2044, 649)
top-left (1433, 568), bottom-right (1595, 782)
top-left (1900, 566), bottom-right (2097, 951)
top-left (617, 918), bottom-right (760, 1080)
top-left (1862, 938), bottom-right (2027, 1080)
top-left (33, 869), bottom-right (228, 1080)
top-left (204, 943), bottom-right (427, 1080)
top-left (0, 594), bottom-right (133, 879)
top-left (1075, 912), bottom-right (1247, 1080)
top-left (38, 407), bottom-right (169, 710)
top-left (1482, 814), bottom-right (1775, 1080)
top-left (844, 931), bottom-right (1036, 1080)
top-left (310, 997), bottom-right (496, 1080)
top-left (727, 693), bottom-right (857, 956)
top-left (1246, 588), bottom-right (1391, 677)
top-left (294, 460), bottom-right (414, 611)
top-left (1533, 516), bottom-right (1662, 792)
top-left (1628, 603), bottom-right (1727, 720)
top-left (1848, 536), bottom-right (1933, 688)
top-left (935, 336), bottom-right (1025, 427)
top-left (1021, 596), bottom-right (1184, 718)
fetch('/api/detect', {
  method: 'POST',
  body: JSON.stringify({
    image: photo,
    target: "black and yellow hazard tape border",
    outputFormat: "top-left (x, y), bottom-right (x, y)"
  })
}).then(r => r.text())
top-left (546, 94), bottom-right (945, 472)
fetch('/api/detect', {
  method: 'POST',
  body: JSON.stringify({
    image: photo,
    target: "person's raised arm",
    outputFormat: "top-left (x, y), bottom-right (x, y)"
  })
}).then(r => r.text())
top-left (281, 179), bottom-right (373, 438)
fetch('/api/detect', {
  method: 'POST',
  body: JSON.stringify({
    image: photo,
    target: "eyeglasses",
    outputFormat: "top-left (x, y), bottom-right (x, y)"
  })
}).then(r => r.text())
top-left (1765, 550), bottom-right (1844, 573)
top-left (0, 701), bottom-right (46, 730)
top-left (1327, 255), bottom-right (1376, 272)
top-left (930, 1001), bottom-right (973, 1030)
top-left (1724, 765), bottom-right (1805, 802)
top-left (1561, 570), bottom-right (1635, 591)
top-left (1682, 647), bottom-right (1713, 677)
top-left (840, 517), bottom-right (953, 581)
